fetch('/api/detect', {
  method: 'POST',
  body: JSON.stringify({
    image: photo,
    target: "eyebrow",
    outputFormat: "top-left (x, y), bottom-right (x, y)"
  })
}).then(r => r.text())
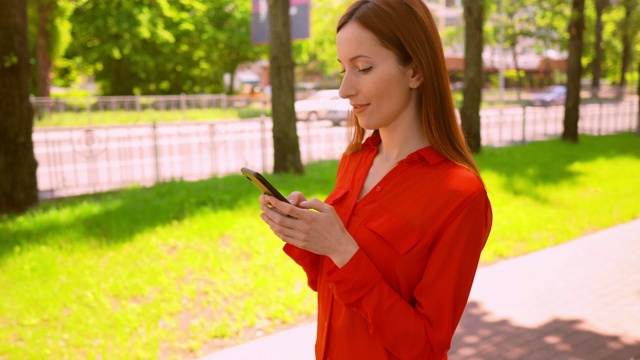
top-left (337, 54), bottom-right (373, 64)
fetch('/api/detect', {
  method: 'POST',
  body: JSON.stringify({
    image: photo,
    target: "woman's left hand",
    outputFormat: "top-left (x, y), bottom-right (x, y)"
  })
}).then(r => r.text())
top-left (259, 194), bottom-right (359, 268)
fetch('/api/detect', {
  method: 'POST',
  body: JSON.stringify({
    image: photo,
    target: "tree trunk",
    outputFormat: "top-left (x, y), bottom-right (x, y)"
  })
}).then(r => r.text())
top-left (36, 1), bottom-right (52, 98)
top-left (269, 0), bottom-right (303, 173)
top-left (562, 0), bottom-right (585, 143)
top-left (511, 43), bottom-right (522, 101)
top-left (460, 0), bottom-right (484, 153)
top-left (619, 0), bottom-right (633, 91)
top-left (591, 0), bottom-right (606, 98)
top-left (0, 0), bottom-right (39, 214)
top-left (227, 72), bottom-right (236, 94)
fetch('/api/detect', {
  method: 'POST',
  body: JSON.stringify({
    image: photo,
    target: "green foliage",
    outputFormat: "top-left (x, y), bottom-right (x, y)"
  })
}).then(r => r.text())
top-left (2, 53), bottom-right (18, 68)
top-left (63, 0), bottom-right (263, 95)
top-left (1, 134), bottom-right (639, 358)
top-left (484, 0), bottom-right (570, 52)
top-left (27, 0), bottom-right (640, 96)
top-left (483, 0), bottom-right (639, 86)
top-left (33, 108), bottom-right (243, 127)
top-left (27, 0), bottom-right (76, 95)
top-left (580, 0), bottom-right (640, 83)
top-left (293, 0), bottom-right (350, 86)
top-left (237, 106), bottom-right (271, 119)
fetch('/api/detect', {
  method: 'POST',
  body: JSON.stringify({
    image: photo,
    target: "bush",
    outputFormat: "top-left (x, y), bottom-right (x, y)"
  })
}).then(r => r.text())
top-left (238, 106), bottom-right (271, 119)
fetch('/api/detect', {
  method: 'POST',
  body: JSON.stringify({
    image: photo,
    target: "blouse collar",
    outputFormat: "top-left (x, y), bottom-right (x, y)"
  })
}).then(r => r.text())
top-left (361, 132), bottom-right (445, 165)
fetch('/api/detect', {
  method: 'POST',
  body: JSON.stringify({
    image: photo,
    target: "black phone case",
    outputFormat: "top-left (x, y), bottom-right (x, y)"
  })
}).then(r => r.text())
top-left (241, 167), bottom-right (288, 202)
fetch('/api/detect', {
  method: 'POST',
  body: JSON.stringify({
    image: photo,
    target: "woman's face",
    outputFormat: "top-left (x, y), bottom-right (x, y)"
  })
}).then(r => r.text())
top-left (337, 21), bottom-right (422, 131)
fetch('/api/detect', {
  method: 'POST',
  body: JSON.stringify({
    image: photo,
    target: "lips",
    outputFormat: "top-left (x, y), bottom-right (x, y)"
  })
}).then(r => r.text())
top-left (351, 103), bottom-right (368, 115)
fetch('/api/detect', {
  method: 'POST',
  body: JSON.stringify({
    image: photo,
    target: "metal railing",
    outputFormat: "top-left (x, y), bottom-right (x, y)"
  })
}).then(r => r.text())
top-left (30, 93), bottom-right (259, 124)
top-left (33, 118), bottom-right (348, 199)
top-left (33, 97), bottom-right (638, 199)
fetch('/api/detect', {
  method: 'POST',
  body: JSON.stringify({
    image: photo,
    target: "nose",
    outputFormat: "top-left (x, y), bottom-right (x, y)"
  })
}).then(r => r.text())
top-left (338, 72), bottom-right (355, 99)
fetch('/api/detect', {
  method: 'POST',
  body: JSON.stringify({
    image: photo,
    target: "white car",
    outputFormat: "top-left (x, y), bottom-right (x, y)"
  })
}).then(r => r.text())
top-left (530, 85), bottom-right (566, 106)
top-left (294, 89), bottom-right (351, 126)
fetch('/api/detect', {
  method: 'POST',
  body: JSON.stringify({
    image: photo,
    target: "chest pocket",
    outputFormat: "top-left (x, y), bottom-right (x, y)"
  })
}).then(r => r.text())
top-left (325, 187), bottom-right (350, 221)
top-left (364, 210), bottom-right (422, 255)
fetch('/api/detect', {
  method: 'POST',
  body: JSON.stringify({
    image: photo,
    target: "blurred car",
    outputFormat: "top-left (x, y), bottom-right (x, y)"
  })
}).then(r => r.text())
top-left (530, 85), bottom-right (566, 106)
top-left (295, 89), bottom-right (351, 126)
top-left (295, 82), bottom-right (320, 100)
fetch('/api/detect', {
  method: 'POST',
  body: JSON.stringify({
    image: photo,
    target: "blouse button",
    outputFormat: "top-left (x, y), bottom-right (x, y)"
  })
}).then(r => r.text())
top-left (328, 283), bottom-right (333, 289)
top-left (375, 186), bottom-right (381, 192)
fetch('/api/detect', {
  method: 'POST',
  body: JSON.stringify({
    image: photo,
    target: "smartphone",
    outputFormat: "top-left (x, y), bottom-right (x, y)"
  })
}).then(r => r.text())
top-left (241, 167), bottom-right (289, 203)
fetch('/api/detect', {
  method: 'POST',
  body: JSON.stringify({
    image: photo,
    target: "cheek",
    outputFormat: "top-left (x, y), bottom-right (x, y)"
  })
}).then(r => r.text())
top-left (370, 74), bottom-right (410, 105)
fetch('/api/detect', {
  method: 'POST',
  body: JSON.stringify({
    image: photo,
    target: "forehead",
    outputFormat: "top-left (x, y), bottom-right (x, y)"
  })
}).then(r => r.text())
top-left (336, 21), bottom-right (387, 62)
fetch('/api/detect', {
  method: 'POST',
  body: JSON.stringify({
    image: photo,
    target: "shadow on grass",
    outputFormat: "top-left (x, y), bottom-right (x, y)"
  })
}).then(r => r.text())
top-left (475, 132), bottom-right (640, 202)
top-left (0, 161), bottom-right (338, 263)
top-left (450, 301), bottom-right (640, 359)
top-left (2, 133), bottom-right (638, 263)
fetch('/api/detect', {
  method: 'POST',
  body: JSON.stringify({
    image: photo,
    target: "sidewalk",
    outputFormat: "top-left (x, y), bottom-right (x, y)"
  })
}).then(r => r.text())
top-left (200, 219), bottom-right (640, 360)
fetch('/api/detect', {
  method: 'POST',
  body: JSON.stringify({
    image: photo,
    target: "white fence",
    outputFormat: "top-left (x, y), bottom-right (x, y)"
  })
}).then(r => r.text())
top-left (33, 97), bottom-right (639, 199)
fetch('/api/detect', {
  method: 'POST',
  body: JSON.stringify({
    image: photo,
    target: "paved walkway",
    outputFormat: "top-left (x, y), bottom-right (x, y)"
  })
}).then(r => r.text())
top-left (201, 219), bottom-right (640, 360)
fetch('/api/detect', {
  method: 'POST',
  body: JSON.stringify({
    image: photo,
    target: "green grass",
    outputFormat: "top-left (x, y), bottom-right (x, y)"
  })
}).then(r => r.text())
top-left (476, 132), bottom-right (640, 261)
top-left (1, 133), bottom-right (639, 359)
top-left (34, 107), bottom-right (271, 127)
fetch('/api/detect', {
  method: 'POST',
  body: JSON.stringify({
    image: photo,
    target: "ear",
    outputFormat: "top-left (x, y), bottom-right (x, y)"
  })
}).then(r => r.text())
top-left (408, 64), bottom-right (423, 89)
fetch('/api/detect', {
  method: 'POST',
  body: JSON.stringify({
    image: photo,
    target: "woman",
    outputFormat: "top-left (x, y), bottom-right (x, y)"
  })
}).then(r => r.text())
top-left (258, 0), bottom-right (492, 358)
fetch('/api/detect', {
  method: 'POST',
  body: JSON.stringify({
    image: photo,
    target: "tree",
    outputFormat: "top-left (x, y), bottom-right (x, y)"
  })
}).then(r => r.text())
top-left (269, 0), bottom-right (303, 173)
top-left (64, 0), bottom-right (260, 95)
top-left (32, 0), bottom-right (54, 97)
top-left (591, 0), bottom-right (640, 89)
top-left (618, 0), bottom-right (639, 90)
top-left (483, 0), bottom-right (570, 88)
top-left (208, 0), bottom-right (263, 95)
top-left (460, 0), bottom-right (484, 153)
top-left (590, 0), bottom-right (609, 97)
top-left (28, 0), bottom-right (74, 97)
top-left (497, 0), bottom-right (535, 93)
top-left (562, 0), bottom-right (585, 142)
top-left (0, 0), bottom-right (39, 214)
top-left (293, 0), bottom-right (350, 86)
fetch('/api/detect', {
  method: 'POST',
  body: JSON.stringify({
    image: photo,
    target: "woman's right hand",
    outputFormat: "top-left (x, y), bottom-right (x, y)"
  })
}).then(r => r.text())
top-left (285, 191), bottom-right (307, 207)
top-left (258, 191), bottom-right (307, 208)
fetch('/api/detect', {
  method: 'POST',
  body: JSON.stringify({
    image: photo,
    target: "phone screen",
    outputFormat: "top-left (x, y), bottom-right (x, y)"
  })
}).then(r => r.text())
top-left (241, 167), bottom-right (289, 203)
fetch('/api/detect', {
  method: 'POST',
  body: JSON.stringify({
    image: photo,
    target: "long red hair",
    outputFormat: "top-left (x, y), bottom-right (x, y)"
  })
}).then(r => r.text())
top-left (338, 0), bottom-right (480, 176)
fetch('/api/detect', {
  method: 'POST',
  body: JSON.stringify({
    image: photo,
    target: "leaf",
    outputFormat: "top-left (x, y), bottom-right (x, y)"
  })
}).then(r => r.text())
top-left (2, 53), bottom-right (18, 68)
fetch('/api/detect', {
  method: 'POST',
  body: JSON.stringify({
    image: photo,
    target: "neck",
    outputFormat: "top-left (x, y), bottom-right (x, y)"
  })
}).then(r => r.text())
top-left (377, 121), bottom-right (429, 163)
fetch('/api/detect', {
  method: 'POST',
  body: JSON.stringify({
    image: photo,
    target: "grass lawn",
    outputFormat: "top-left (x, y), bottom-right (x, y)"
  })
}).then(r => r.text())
top-left (1, 133), bottom-right (639, 359)
top-left (33, 107), bottom-right (271, 127)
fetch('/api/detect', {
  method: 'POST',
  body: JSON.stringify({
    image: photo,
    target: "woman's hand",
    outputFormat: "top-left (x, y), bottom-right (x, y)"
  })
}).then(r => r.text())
top-left (259, 193), bottom-right (359, 268)
top-left (259, 191), bottom-right (306, 207)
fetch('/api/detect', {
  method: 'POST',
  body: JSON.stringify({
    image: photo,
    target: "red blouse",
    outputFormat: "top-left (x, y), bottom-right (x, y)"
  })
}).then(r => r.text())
top-left (284, 134), bottom-right (492, 359)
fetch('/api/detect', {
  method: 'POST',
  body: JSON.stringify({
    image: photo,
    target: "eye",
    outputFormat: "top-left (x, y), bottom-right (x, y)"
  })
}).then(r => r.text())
top-left (358, 66), bottom-right (372, 74)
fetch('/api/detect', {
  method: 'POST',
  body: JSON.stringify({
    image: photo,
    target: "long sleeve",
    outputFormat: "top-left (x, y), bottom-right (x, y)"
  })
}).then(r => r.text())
top-left (283, 243), bottom-right (321, 292)
top-left (285, 137), bottom-right (493, 360)
top-left (327, 189), bottom-right (492, 359)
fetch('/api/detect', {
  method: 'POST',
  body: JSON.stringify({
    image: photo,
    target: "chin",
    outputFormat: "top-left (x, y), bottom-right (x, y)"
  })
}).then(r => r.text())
top-left (356, 117), bottom-right (375, 130)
